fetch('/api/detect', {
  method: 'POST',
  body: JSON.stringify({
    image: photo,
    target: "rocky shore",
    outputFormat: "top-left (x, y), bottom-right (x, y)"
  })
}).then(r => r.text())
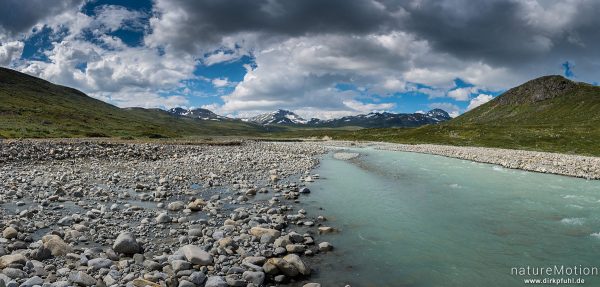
top-left (352, 142), bottom-right (600, 180)
top-left (0, 140), bottom-right (336, 287)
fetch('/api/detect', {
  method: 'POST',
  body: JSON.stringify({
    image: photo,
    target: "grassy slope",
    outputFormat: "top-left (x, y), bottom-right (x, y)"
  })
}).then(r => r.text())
top-left (0, 68), bottom-right (265, 138)
top-left (280, 79), bottom-right (600, 156)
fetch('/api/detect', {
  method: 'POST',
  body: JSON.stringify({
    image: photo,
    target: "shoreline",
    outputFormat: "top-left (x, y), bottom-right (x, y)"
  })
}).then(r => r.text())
top-left (0, 140), bottom-right (334, 287)
top-left (329, 141), bottom-right (600, 180)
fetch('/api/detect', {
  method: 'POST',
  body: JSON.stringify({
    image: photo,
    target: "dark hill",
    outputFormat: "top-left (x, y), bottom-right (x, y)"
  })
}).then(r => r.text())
top-left (0, 67), bottom-right (263, 138)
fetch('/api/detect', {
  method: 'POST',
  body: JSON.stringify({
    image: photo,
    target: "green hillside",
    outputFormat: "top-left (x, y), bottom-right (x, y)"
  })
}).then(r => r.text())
top-left (306, 75), bottom-right (600, 155)
top-left (0, 67), bottom-right (265, 138)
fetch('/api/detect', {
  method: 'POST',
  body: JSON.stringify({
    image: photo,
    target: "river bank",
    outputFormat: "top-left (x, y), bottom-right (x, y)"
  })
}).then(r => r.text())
top-left (330, 141), bottom-right (600, 180)
top-left (0, 140), bottom-right (335, 287)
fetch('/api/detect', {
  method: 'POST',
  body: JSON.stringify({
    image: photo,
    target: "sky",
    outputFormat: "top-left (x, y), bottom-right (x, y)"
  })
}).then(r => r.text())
top-left (0, 0), bottom-right (598, 119)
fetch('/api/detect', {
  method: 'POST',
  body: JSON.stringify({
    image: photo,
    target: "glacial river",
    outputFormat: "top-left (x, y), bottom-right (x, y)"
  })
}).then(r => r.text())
top-left (302, 147), bottom-right (600, 287)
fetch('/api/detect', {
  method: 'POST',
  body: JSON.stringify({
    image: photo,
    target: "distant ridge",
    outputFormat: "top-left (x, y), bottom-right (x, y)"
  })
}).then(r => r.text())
top-left (168, 107), bottom-right (224, 120)
top-left (244, 108), bottom-right (451, 128)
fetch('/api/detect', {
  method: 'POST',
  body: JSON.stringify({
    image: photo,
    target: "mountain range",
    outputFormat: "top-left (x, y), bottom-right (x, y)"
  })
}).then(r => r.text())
top-left (167, 108), bottom-right (451, 128)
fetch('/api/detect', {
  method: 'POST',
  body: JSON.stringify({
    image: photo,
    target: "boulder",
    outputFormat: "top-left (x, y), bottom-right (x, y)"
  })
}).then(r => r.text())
top-left (171, 259), bottom-right (191, 272)
top-left (69, 271), bottom-right (97, 286)
top-left (132, 278), bottom-right (160, 287)
top-left (283, 254), bottom-right (311, 276)
top-left (249, 227), bottom-right (281, 238)
top-left (19, 276), bottom-right (44, 287)
top-left (267, 257), bottom-right (298, 277)
top-left (179, 245), bottom-right (213, 265)
top-left (167, 201), bottom-right (186, 211)
top-left (156, 212), bottom-right (171, 223)
top-left (0, 254), bottom-right (26, 269)
top-left (2, 227), bottom-right (17, 240)
top-left (87, 258), bottom-right (113, 270)
top-left (42, 234), bottom-right (72, 256)
top-left (286, 244), bottom-right (306, 253)
top-left (318, 242), bottom-right (333, 252)
top-left (242, 271), bottom-right (265, 285)
top-left (112, 232), bottom-right (142, 255)
top-left (187, 199), bottom-right (206, 211)
top-left (204, 276), bottom-right (227, 287)
top-left (317, 226), bottom-right (336, 234)
top-left (299, 187), bottom-right (311, 194)
top-left (2, 268), bottom-right (26, 279)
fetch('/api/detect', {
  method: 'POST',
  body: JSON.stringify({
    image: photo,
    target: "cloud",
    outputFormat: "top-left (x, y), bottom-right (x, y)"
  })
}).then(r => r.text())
top-left (17, 6), bottom-right (197, 109)
top-left (214, 31), bottom-right (518, 118)
top-left (429, 102), bottom-right (461, 118)
top-left (342, 100), bottom-right (395, 112)
top-left (0, 41), bottom-right (24, 66)
top-left (212, 77), bottom-right (231, 88)
top-left (0, 0), bottom-right (83, 37)
top-left (466, 94), bottom-right (494, 111)
top-left (447, 87), bottom-right (475, 101)
top-left (145, 0), bottom-right (403, 53)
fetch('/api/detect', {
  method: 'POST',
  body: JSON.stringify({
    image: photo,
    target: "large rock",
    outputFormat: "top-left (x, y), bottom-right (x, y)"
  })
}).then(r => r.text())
top-left (299, 187), bottom-right (311, 194)
top-left (2, 268), bottom-right (26, 279)
top-left (318, 242), bottom-right (333, 252)
top-left (204, 276), bottom-right (227, 287)
top-left (286, 244), bottom-right (306, 253)
top-left (42, 234), bottom-right (72, 256)
top-left (249, 227), bottom-right (281, 238)
top-left (283, 254), bottom-right (311, 276)
top-left (2, 227), bottom-right (17, 239)
top-left (189, 272), bottom-right (206, 285)
top-left (242, 271), bottom-right (265, 285)
top-left (19, 276), bottom-right (44, 287)
top-left (0, 254), bottom-right (27, 269)
top-left (132, 278), bottom-right (160, 287)
top-left (87, 258), bottom-right (113, 270)
top-left (69, 271), bottom-right (97, 286)
top-left (266, 258), bottom-right (298, 277)
top-left (167, 201), bottom-right (185, 211)
top-left (112, 232), bottom-right (142, 255)
top-left (179, 245), bottom-right (213, 265)
top-left (262, 259), bottom-right (280, 275)
top-left (187, 199), bottom-right (206, 211)
top-left (31, 245), bottom-right (52, 260)
top-left (156, 212), bottom-right (171, 223)
top-left (171, 259), bottom-right (191, 272)
top-left (317, 226), bottom-right (336, 234)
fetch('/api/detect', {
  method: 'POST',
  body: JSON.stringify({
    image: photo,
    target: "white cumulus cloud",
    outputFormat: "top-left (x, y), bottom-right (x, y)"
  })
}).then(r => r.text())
top-left (467, 94), bottom-right (494, 111)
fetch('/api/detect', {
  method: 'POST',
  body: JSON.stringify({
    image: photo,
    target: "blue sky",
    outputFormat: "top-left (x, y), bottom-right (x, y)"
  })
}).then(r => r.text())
top-left (0, 0), bottom-right (594, 119)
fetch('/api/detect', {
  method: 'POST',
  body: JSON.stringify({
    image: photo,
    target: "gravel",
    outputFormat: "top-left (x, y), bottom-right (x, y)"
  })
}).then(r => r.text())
top-left (0, 140), bottom-right (333, 287)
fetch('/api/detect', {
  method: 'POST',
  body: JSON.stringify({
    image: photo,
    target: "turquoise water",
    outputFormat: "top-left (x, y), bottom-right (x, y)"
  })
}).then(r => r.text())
top-left (304, 148), bottom-right (600, 287)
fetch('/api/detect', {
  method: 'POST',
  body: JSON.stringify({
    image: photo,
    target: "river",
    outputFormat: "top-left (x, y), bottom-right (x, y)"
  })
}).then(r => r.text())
top-left (302, 147), bottom-right (600, 286)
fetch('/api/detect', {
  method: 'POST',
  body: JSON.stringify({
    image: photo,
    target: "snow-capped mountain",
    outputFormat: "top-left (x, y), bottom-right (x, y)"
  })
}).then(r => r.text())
top-left (248, 109), bottom-right (308, 125)
top-left (168, 107), bottom-right (224, 120)
top-left (425, 109), bottom-right (452, 122)
top-left (307, 109), bottom-right (451, 128)
top-left (246, 109), bottom-right (451, 127)
top-left (168, 107), bottom-right (451, 128)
